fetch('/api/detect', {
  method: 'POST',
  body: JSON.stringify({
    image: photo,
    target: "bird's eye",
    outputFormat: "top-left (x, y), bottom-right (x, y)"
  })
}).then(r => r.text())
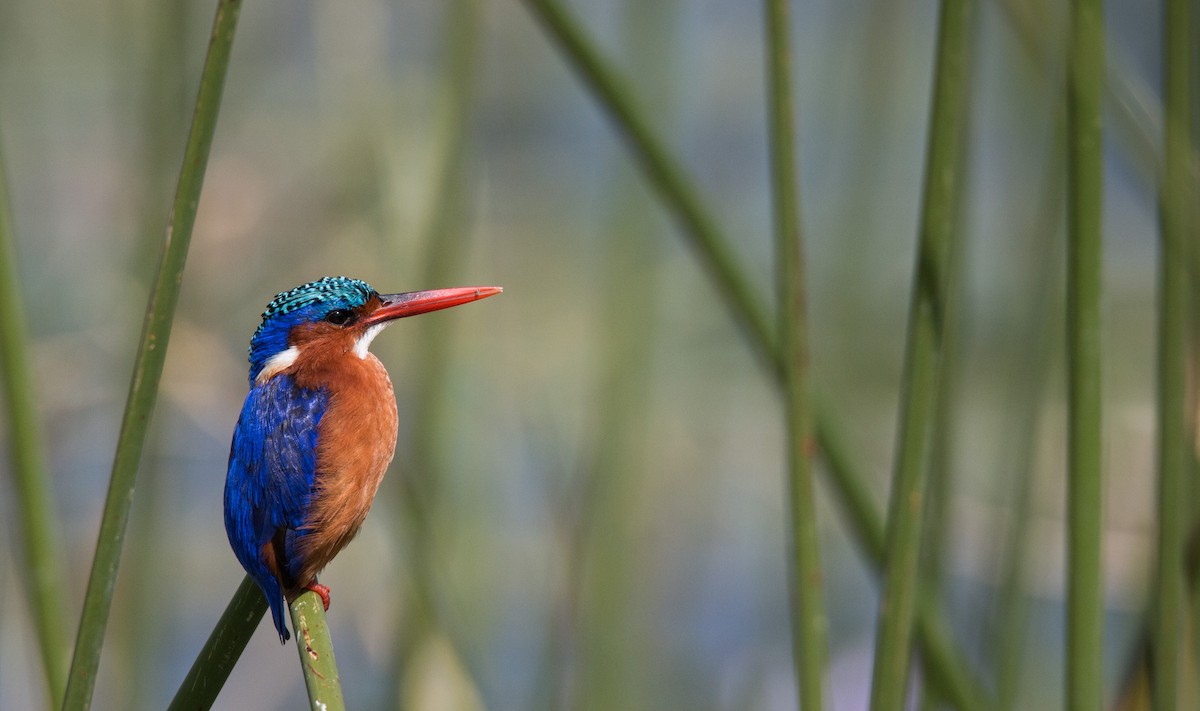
top-left (324, 309), bottom-right (354, 326)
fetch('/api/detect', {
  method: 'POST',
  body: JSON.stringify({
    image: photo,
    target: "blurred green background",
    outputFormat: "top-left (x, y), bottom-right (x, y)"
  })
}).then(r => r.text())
top-left (0, 0), bottom-right (1175, 708)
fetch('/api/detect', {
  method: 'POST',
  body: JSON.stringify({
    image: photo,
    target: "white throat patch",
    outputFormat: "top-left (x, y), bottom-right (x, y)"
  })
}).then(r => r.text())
top-left (354, 324), bottom-right (386, 359)
top-left (256, 346), bottom-right (299, 385)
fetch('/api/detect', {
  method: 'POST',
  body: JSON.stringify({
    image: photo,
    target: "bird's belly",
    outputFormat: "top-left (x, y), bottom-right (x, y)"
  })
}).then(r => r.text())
top-left (292, 356), bottom-right (398, 585)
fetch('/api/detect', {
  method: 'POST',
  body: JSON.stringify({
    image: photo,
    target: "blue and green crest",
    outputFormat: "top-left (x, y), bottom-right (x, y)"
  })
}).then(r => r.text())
top-left (247, 276), bottom-right (377, 380)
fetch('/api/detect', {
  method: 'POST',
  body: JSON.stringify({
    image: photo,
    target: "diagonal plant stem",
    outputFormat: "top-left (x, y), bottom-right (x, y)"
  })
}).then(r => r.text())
top-left (916, 147), bottom-right (969, 711)
top-left (867, 0), bottom-right (975, 708)
top-left (815, 406), bottom-right (986, 710)
top-left (1064, 0), bottom-right (1105, 707)
top-left (290, 590), bottom-right (345, 710)
top-left (517, 1), bottom-right (989, 709)
top-left (1150, 0), bottom-right (1191, 707)
top-left (168, 585), bottom-right (345, 711)
top-left (997, 0), bottom-right (1200, 322)
top-left (0, 130), bottom-right (70, 707)
top-left (763, 0), bottom-right (829, 707)
top-left (166, 576), bottom-right (266, 711)
top-left (519, 0), bottom-right (779, 375)
top-left (60, 1), bottom-right (244, 708)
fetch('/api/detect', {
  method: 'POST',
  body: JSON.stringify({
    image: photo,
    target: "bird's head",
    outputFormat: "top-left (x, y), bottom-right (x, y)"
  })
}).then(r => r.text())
top-left (248, 276), bottom-right (501, 384)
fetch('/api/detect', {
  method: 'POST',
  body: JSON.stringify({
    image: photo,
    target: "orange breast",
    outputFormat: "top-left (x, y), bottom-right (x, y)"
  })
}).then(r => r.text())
top-left (290, 352), bottom-right (398, 586)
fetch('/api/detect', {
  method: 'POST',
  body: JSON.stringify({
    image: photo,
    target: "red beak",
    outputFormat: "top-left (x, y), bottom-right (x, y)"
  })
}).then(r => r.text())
top-left (363, 286), bottom-right (502, 325)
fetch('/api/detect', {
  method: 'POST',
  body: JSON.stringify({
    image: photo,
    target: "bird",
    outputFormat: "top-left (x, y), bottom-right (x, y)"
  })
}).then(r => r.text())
top-left (223, 276), bottom-right (501, 643)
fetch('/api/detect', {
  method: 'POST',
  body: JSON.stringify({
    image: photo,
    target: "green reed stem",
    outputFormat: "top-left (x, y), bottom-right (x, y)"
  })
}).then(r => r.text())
top-left (993, 145), bottom-right (1064, 711)
top-left (60, 2), bottom-right (243, 708)
top-left (167, 581), bottom-right (345, 710)
top-left (518, 2), bottom-right (989, 708)
top-left (559, 4), bottom-right (677, 708)
top-left (1064, 0), bottom-right (1105, 707)
top-left (998, 0), bottom-right (1200, 311)
top-left (815, 404), bottom-right (988, 711)
top-left (1151, 0), bottom-right (1192, 707)
top-left (166, 576), bottom-right (266, 711)
top-left (290, 590), bottom-right (345, 711)
top-left (0, 133), bottom-right (70, 708)
top-left (764, 0), bottom-right (829, 706)
top-left (867, 0), bottom-right (974, 708)
top-left (519, 0), bottom-right (779, 374)
top-left (389, 0), bottom-right (481, 702)
top-left (916, 186), bottom-right (968, 711)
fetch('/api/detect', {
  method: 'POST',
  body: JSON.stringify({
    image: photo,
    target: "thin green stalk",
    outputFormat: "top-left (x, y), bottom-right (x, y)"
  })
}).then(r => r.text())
top-left (1191, 8), bottom-right (1200, 691)
top-left (389, 0), bottom-right (481, 701)
top-left (816, 403), bottom-right (988, 711)
top-left (568, 192), bottom-right (664, 709)
top-left (166, 576), bottom-right (266, 711)
top-left (999, 0), bottom-right (1200, 319)
top-left (868, 0), bottom-right (974, 708)
top-left (993, 463), bottom-right (1036, 711)
top-left (916, 46), bottom-right (977, 707)
top-left (519, 0), bottom-right (779, 374)
top-left (0, 132), bottom-right (69, 707)
top-left (561, 5), bottom-right (677, 709)
top-left (290, 590), bottom-right (345, 711)
top-left (518, 2), bottom-right (989, 708)
top-left (1064, 0), bottom-right (1105, 706)
top-left (992, 150), bottom-right (1065, 711)
top-left (120, 4), bottom-right (195, 705)
top-left (764, 0), bottom-right (828, 707)
top-left (1151, 0), bottom-right (1191, 707)
top-left (61, 2), bottom-right (243, 708)
top-left (916, 181), bottom-right (968, 711)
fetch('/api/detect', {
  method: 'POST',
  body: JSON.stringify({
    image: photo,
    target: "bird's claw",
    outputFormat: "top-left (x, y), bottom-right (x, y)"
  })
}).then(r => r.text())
top-left (305, 582), bottom-right (331, 611)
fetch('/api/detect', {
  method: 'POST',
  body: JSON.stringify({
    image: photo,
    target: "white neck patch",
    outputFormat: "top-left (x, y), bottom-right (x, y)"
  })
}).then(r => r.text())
top-left (256, 346), bottom-right (299, 385)
top-left (354, 323), bottom-right (386, 359)
top-left (255, 324), bottom-right (386, 383)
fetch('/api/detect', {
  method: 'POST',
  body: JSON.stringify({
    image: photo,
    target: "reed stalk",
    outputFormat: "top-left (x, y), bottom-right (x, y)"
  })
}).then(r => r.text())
top-left (1064, 0), bottom-right (1105, 706)
top-left (867, 0), bottom-right (974, 707)
top-left (992, 155), bottom-right (1064, 711)
top-left (1151, 0), bottom-right (1192, 707)
top-left (764, 0), bottom-right (828, 706)
top-left (166, 576), bottom-right (266, 711)
top-left (916, 176), bottom-right (967, 711)
top-left (815, 403), bottom-right (987, 711)
top-left (117, 9), bottom-right (193, 695)
top-left (61, 2), bottom-right (243, 708)
top-left (168, 583), bottom-right (346, 711)
top-left (519, 0), bottom-right (778, 374)
top-left (0, 132), bottom-right (70, 708)
top-left (557, 2), bottom-right (677, 707)
top-left (518, 1), bottom-right (988, 707)
top-left (290, 590), bottom-right (345, 711)
top-left (568, 184), bottom-right (664, 709)
top-left (389, 0), bottom-right (481, 701)
top-left (999, 0), bottom-right (1200, 304)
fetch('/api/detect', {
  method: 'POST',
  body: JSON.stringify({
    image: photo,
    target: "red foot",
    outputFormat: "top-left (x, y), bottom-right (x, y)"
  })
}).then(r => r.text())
top-left (305, 582), bottom-right (331, 611)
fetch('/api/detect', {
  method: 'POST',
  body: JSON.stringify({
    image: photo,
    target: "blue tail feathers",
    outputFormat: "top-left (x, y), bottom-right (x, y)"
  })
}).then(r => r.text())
top-left (253, 569), bottom-right (291, 643)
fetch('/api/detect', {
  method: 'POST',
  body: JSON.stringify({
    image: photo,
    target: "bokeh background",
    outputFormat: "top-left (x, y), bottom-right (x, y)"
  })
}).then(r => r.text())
top-left (0, 0), bottom-right (1177, 708)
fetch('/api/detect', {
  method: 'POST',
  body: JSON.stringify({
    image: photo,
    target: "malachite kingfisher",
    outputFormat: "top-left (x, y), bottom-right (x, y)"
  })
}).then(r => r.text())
top-left (224, 276), bottom-right (501, 643)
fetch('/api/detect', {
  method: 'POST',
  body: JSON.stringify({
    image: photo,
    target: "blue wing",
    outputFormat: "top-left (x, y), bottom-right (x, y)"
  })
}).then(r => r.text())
top-left (224, 373), bottom-right (327, 643)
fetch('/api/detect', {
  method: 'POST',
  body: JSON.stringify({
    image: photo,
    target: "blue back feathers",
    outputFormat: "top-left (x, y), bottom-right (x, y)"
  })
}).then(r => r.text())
top-left (247, 276), bottom-right (377, 382)
top-left (225, 373), bottom-right (329, 642)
